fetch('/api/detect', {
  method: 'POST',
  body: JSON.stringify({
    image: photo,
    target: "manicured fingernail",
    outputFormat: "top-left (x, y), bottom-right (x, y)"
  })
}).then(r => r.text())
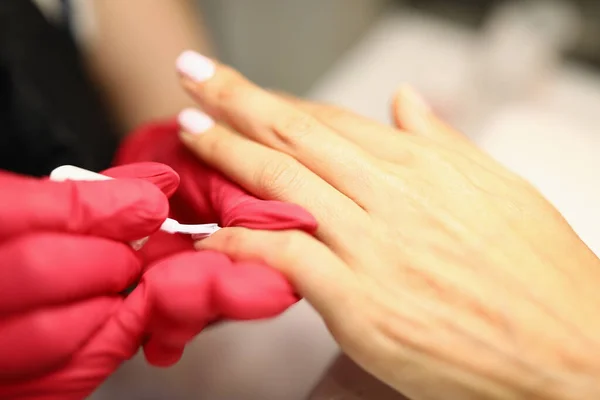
top-left (176, 50), bottom-right (216, 82)
top-left (177, 108), bottom-right (214, 135)
top-left (399, 85), bottom-right (430, 115)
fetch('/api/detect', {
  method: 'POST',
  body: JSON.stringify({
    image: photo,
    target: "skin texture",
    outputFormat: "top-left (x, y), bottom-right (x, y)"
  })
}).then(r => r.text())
top-left (174, 54), bottom-right (600, 400)
top-left (304, 90), bottom-right (532, 400)
top-left (84, 0), bottom-right (212, 133)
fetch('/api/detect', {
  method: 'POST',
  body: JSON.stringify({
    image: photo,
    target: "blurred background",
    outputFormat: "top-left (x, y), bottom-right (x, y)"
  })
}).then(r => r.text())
top-left (28, 0), bottom-right (600, 399)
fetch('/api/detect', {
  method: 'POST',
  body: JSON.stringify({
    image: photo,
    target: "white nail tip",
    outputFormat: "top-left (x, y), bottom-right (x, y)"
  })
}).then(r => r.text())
top-left (178, 108), bottom-right (214, 134)
top-left (176, 50), bottom-right (216, 82)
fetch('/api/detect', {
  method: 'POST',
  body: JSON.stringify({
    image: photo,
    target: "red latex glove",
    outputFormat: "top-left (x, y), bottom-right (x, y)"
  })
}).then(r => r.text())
top-left (115, 120), bottom-right (317, 262)
top-left (0, 163), bottom-right (174, 400)
top-left (114, 120), bottom-right (318, 366)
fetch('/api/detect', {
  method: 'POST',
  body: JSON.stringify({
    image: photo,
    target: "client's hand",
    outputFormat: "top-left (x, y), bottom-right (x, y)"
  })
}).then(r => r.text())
top-left (0, 163), bottom-right (172, 400)
top-left (173, 51), bottom-right (600, 400)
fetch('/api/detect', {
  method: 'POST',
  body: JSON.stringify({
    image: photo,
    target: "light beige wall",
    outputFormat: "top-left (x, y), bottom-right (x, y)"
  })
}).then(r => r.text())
top-left (198, 0), bottom-right (390, 94)
top-left (68, 0), bottom-right (389, 94)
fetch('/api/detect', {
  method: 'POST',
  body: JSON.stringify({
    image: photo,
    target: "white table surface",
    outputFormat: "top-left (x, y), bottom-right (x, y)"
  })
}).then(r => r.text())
top-left (93, 9), bottom-right (600, 400)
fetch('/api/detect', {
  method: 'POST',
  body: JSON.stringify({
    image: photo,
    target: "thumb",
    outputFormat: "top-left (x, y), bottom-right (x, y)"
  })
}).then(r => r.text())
top-left (195, 227), bottom-right (353, 322)
top-left (392, 86), bottom-right (467, 141)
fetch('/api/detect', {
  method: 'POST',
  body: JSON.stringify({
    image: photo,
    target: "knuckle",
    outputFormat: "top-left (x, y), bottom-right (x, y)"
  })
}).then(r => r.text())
top-left (269, 231), bottom-right (306, 264)
top-left (217, 229), bottom-right (245, 254)
top-left (273, 113), bottom-right (316, 146)
top-left (315, 105), bottom-right (347, 123)
top-left (420, 146), bottom-right (446, 166)
top-left (201, 131), bottom-right (228, 157)
top-left (215, 83), bottom-right (245, 106)
top-left (255, 157), bottom-right (303, 199)
top-left (211, 68), bottom-right (249, 105)
top-left (132, 180), bottom-right (170, 222)
top-left (389, 140), bottom-right (417, 166)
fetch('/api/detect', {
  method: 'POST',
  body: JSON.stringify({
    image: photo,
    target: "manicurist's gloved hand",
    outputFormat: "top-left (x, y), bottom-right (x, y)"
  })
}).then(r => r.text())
top-left (113, 120), bottom-right (318, 367)
top-left (115, 119), bottom-right (317, 263)
top-left (0, 163), bottom-right (176, 400)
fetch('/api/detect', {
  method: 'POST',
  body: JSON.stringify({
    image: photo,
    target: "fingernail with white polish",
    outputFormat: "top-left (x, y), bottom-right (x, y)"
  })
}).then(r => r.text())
top-left (176, 50), bottom-right (216, 82)
top-left (178, 108), bottom-right (214, 135)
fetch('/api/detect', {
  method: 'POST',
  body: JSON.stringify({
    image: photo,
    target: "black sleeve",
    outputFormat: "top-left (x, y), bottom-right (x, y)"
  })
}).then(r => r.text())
top-left (0, 0), bottom-right (119, 177)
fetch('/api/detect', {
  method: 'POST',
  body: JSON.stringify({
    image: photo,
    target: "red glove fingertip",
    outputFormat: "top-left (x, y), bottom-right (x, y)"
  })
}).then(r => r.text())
top-left (0, 175), bottom-right (169, 242)
top-left (102, 162), bottom-right (180, 198)
top-left (222, 200), bottom-right (318, 233)
top-left (139, 251), bottom-right (301, 367)
top-left (78, 178), bottom-right (170, 240)
top-left (143, 340), bottom-right (184, 367)
top-left (213, 260), bottom-right (299, 319)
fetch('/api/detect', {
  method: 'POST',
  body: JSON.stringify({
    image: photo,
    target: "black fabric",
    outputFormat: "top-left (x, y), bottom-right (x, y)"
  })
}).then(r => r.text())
top-left (0, 0), bottom-right (118, 176)
top-left (59, 0), bottom-right (72, 34)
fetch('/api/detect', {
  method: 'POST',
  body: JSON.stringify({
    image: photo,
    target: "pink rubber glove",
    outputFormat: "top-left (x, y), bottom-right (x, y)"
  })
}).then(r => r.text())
top-left (114, 119), bottom-right (317, 263)
top-left (0, 163), bottom-right (174, 400)
top-left (114, 120), bottom-right (318, 366)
